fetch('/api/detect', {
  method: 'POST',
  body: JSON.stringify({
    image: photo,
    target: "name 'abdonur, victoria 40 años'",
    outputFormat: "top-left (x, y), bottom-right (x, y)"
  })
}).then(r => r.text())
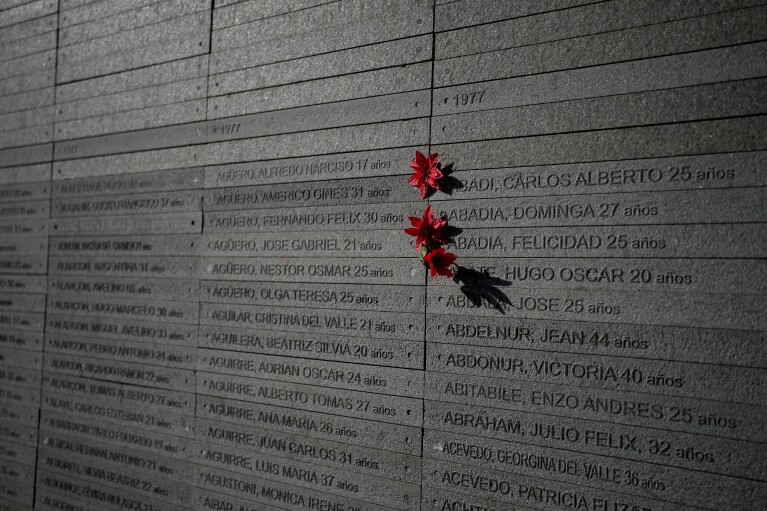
top-left (0, 1), bottom-right (764, 510)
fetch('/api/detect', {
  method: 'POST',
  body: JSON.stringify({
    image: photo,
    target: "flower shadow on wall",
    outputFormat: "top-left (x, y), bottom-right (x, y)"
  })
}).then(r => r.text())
top-left (405, 151), bottom-right (511, 312)
top-left (452, 266), bottom-right (512, 314)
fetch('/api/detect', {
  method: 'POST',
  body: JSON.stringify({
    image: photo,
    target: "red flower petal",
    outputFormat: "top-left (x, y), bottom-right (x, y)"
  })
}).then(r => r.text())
top-left (424, 247), bottom-right (457, 284)
top-left (409, 151), bottom-right (442, 198)
top-left (404, 205), bottom-right (450, 251)
top-left (404, 227), bottom-right (421, 237)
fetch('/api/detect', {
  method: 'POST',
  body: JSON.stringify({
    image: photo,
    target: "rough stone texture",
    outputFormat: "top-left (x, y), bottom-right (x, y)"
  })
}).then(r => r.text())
top-left (0, 1), bottom-right (765, 510)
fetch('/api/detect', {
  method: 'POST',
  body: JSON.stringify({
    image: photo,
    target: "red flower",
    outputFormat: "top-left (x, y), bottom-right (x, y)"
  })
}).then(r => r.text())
top-left (408, 151), bottom-right (442, 199)
top-left (405, 205), bottom-right (447, 251)
top-left (424, 247), bottom-right (457, 283)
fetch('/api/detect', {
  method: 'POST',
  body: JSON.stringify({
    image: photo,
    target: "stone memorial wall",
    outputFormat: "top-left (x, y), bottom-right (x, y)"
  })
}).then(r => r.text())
top-left (0, 1), bottom-right (765, 510)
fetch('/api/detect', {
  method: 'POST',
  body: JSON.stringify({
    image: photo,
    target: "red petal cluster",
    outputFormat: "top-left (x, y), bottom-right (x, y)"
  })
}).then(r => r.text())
top-left (424, 248), bottom-right (457, 283)
top-left (404, 205), bottom-right (447, 251)
top-left (408, 151), bottom-right (443, 199)
top-left (403, 150), bottom-right (459, 284)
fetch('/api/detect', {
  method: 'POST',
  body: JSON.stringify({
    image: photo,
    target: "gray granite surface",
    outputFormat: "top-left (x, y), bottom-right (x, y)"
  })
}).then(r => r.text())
top-left (0, 1), bottom-right (765, 509)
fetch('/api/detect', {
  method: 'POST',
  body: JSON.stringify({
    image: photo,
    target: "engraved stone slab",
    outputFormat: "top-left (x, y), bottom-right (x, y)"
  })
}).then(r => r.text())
top-left (207, 90), bottom-right (430, 141)
top-left (201, 303), bottom-right (424, 340)
top-left (421, 460), bottom-right (704, 511)
top-left (40, 409), bottom-right (193, 461)
top-left (0, 144), bottom-right (50, 169)
top-left (0, 13), bottom-right (56, 44)
top-left (0, 459), bottom-right (34, 506)
top-left (423, 428), bottom-right (767, 510)
top-left (53, 122), bottom-right (207, 160)
top-left (0, 181), bottom-right (49, 202)
top-left (434, 117), bottom-right (767, 170)
top-left (425, 372), bottom-right (767, 441)
top-left (45, 334), bottom-right (196, 369)
top-left (0, 438), bottom-right (36, 466)
top-left (38, 445), bottom-right (193, 505)
top-left (55, 55), bottom-right (208, 104)
top-left (432, 188), bottom-right (767, 229)
top-left (51, 168), bottom-right (202, 197)
top-left (49, 234), bottom-right (198, 257)
top-left (211, 6), bottom-right (429, 70)
top-left (0, 402), bottom-right (37, 426)
top-left (38, 435), bottom-right (188, 486)
top-left (202, 281), bottom-right (423, 312)
top-left (209, 62), bottom-right (431, 118)
top-left (0, 311), bottom-right (44, 332)
top-left (0, 88), bottom-right (54, 115)
top-left (436, 0), bottom-right (767, 59)
top-left (54, 120), bottom-right (426, 179)
top-left (434, 7), bottom-right (767, 86)
top-left (0, 163), bottom-right (49, 185)
top-left (426, 314), bottom-right (767, 367)
top-left (0, 104), bottom-right (52, 131)
top-left (43, 355), bottom-right (193, 391)
top-left (196, 416), bottom-right (421, 483)
top-left (57, 11), bottom-right (211, 83)
top-left (0, 200), bottom-right (48, 219)
top-left (0, 69), bottom-right (53, 96)
top-left (0, 418), bottom-right (36, 446)
top-left (0, 346), bottom-right (41, 370)
top-left (49, 276), bottom-right (198, 300)
top-left (449, 256), bottom-right (767, 294)
top-left (0, 218), bottom-right (47, 237)
top-left (204, 202), bottom-right (420, 233)
top-left (197, 395), bottom-right (420, 455)
top-left (0, 366), bottom-right (40, 389)
top-left (205, 175), bottom-right (412, 211)
top-left (52, 189), bottom-right (202, 217)
top-left (202, 231), bottom-right (414, 258)
top-left (0, 256), bottom-right (47, 274)
top-left (426, 341), bottom-right (767, 405)
top-left (200, 257), bottom-right (421, 285)
top-left (445, 224), bottom-right (767, 258)
top-left (0, 236), bottom-right (47, 256)
top-left (41, 391), bottom-right (194, 438)
top-left (434, 0), bottom-right (596, 31)
top-left (213, 0), bottom-right (423, 49)
top-left (430, 151), bottom-right (767, 202)
top-left (204, 146), bottom-right (419, 188)
top-left (42, 374), bottom-right (194, 416)
top-left (54, 98), bottom-right (206, 141)
top-left (59, 12), bottom-right (207, 64)
top-left (433, 42), bottom-right (767, 116)
top-left (46, 295), bottom-right (199, 324)
top-left (35, 470), bottom-right (190, 511)
top-left (199, 325), bottom-right (423, 369)
top-left (434, 78), bottom-right (767, 144)
top-left (197, 372), bottom-right (423, 427)
top-left (193, 446), bottom-right (420, 510)
top-left (0, 294), bottom-right (44, 313)
top-left (193, 471), bottom-right (405, 511)
top-left (59, 0), bottom-right (209, 47)
top-left (46, 314), bottom-right (197, 346)
top-left (0, 274), bottom-right (47, 293)
top-left (0, 500), bottom-right (31, 511)
top-left (212, 36), bottom-right (430, 100)
top-left (427, 285), bottom-right (767, 330)
top-left (60, 0), bottom-right (169, 27)
top-left (198, 350), bottom-right (423, 397)
top-left (49, 256), bottom-right (197, 278)
top-left (213, 0), bottom-right (331, 29)
top-left (50, 212), bottom-right (201, 236)
top-left (0, 329), bottom-right (42, 352)
top-left (0, 383), bottom-right (39, 407)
